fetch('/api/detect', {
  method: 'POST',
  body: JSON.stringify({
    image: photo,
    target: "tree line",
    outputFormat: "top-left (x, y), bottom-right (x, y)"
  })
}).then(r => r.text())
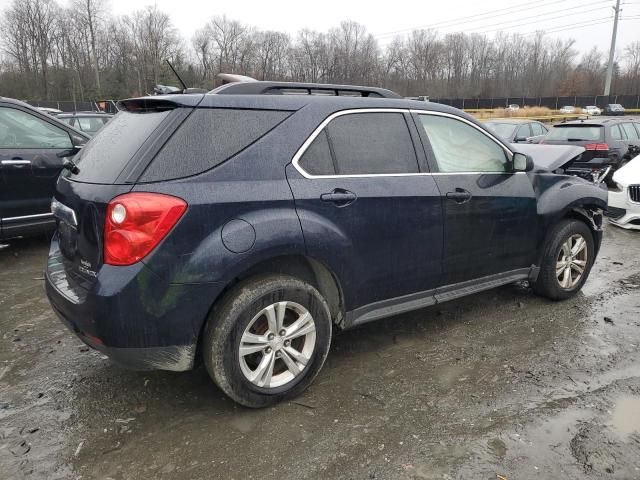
top-left (1, 0), bottom-right (639, 102)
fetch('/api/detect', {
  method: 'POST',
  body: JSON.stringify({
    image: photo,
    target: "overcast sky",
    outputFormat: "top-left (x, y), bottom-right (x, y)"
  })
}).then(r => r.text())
top-left (0, 0), bottom-right (637, 57)
top-left (100, 0), bottom-right (640, 56)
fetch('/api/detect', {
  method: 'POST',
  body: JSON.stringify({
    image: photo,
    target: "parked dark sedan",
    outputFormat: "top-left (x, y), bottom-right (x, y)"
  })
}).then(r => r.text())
top-left (56, 111), bottom-right (113, 137)
top-left (603, 104), bottom-right (625, 116)
top-left (0, 97), bottom-right (90, 240)
top-left (484, 119), bottom-right (548, 143)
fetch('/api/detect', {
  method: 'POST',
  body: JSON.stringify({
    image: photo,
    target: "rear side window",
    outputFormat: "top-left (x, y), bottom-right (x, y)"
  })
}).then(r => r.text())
top-left (297, 112), bottom-right (419, 176)
top-left (546, 125), bottom-right (603, 141)
top-left (621, 123), bottom-right (639, 140)
top-left (141, 108), bottom-right (291, 181)
top-left (70, 110), bottom-right (170, 183)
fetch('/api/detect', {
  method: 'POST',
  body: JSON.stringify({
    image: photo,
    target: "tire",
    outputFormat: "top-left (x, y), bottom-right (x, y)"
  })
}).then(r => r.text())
top-left (203, 274), bottom-right (332, 408)
top-left (533, 219), bottom-right (595, 301)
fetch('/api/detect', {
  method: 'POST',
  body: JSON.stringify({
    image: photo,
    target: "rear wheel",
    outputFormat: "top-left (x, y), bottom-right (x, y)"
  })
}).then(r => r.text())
top-left (203, 275), bottom-right (332, 408)
top-left (533, 219), bottom-right (595, 300)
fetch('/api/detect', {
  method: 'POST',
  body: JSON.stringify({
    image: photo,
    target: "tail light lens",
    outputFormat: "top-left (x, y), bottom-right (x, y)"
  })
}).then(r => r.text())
top-left (584, 143), bottom-right (609, 151)
top-left (104, 193), bottom-right (187, 266)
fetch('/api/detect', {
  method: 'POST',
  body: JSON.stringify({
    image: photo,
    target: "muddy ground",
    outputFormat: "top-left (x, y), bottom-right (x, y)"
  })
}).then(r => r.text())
top-left (1, 225), bottom-right (640, 480)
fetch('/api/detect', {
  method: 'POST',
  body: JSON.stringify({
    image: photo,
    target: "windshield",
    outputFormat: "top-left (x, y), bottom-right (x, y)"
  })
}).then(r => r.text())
top-left (486, 122), bottom-right (516, 138)
top-left (546, 125), bottom-right (603, 141)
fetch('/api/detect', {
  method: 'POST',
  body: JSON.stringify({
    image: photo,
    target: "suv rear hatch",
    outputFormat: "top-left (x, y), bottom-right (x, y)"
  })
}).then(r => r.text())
top-left (49, 97), bottom-right (200, 300)
top-left (542, 124), bottom-right (609, 166)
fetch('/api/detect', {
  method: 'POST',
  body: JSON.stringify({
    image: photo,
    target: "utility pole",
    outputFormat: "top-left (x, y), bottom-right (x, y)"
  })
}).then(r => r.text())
top-left (604, 0), bottom-right (621, 96)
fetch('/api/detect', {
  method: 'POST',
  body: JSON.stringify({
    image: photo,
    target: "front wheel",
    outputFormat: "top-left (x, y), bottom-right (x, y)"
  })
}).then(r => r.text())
top-left (203, 275), bottom-right (332, 408)
top-left (533, 219), bottom-right (595, 300)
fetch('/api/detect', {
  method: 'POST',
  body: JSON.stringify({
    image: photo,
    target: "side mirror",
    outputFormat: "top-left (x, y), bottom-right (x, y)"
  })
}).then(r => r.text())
top-left (56, 146), bottom-right (82, 158)
top-left (513, 152), bottom-right (534, 172)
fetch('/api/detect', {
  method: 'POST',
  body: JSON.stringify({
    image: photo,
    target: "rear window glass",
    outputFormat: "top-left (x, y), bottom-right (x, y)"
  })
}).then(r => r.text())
top-left (546, 125), bottom-right (603, 141)
top-left (69, 110), bottom-right (170, 183)
top-left (140, 108), bottom-right (291, 181)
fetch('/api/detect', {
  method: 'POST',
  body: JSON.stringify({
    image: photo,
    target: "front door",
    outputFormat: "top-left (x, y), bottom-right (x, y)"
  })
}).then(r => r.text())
top-left (286, 110), bottom-right (443, 313)
top-left (413, 112), bottom-right (538, 285)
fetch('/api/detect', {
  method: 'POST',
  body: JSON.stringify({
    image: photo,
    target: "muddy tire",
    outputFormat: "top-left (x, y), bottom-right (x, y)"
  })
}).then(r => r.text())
top-left (533, 219), bottom-right (595, 301)
top-left (202, 275), bottom-right (332, 408)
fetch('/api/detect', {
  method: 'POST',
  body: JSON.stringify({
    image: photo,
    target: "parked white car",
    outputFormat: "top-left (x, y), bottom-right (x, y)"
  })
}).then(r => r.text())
top-left (583, 105), bottom-right (602, 116)
top-left (506, 104), bottom-right (520, 112)
top-left (559, 106), bottom-right (576, 114)
top-left (608, 154), bottom-right (640, 230)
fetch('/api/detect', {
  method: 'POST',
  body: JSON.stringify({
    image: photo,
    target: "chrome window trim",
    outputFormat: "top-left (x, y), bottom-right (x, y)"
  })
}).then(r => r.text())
top-left (291, 108), bottom-right (515, 179)
top-left (291, 108), bottom-right (429, 179)
top-left (2, 212), bottom-right (54, 222)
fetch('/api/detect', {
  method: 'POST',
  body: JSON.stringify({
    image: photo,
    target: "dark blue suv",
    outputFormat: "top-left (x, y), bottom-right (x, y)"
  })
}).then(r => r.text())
top-left (45, 82), bottom-right (607, 407)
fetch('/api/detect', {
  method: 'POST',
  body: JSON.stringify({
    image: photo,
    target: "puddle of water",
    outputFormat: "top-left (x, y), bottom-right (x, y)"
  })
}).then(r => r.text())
top-left (609, 395), bottom-right (640, 439)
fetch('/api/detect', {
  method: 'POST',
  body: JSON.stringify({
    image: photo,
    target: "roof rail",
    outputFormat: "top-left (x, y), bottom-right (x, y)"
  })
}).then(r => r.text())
top-left (210, 81), bottom-right (402, 99)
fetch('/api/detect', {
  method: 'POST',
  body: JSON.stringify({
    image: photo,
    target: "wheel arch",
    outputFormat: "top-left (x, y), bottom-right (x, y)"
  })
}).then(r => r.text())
top-left (194, 254), bottom-right (346, 365)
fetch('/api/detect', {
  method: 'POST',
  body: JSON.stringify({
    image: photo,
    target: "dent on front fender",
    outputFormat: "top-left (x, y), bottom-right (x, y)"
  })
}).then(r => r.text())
top-left (534, 174), bottom-right (608, 220)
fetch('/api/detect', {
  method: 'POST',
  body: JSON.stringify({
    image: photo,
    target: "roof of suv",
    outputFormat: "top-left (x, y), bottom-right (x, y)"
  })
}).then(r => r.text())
top-left (120, 92), bottom-right (473, 122)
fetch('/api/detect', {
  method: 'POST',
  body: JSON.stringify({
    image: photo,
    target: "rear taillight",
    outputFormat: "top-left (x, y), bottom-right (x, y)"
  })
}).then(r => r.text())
top-left (584, 143), bottom-right (609, 151)
top-left (104, 193), bottom-right (187, 266)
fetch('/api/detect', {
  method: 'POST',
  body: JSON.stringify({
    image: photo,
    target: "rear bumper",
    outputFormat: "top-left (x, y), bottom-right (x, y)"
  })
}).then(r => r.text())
top-left (45, 236), bottom-right (222, 371)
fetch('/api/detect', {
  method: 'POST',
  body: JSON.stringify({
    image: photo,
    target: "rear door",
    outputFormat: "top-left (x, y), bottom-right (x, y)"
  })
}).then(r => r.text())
top-left (413, 111), bottom-right (538, 285)
top-left (286, 109), bottom-right (443, 312)
top-left (0, 105), bottom-right (77, 235)
top-left (621, 123), bottom-right (640, 151)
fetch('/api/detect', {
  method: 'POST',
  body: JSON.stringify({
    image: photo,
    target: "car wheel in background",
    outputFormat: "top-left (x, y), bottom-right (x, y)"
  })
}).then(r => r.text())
top-left (203, 275), bottom-right (332, 408)
top-left (533, 219), bottom-right (595, 300)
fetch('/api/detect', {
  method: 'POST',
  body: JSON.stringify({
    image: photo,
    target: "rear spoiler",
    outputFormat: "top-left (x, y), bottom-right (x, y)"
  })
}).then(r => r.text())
top-left (117, 95), bottom-right (204, 112)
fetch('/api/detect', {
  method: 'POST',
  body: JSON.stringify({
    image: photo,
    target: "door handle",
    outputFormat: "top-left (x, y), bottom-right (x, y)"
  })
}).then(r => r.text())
top-left (446, 188), bottom-right (472, 204)
top-left (2, 159), bottom-right (31, 166)
top-left (320, 189), bottom-right (357, 207)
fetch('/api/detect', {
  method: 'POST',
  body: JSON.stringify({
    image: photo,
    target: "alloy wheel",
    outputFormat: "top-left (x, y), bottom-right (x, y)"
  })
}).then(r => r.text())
top-left (556, 234), bottom-right (588, 289)
top-left (238, 301), bottom-right (316, 388)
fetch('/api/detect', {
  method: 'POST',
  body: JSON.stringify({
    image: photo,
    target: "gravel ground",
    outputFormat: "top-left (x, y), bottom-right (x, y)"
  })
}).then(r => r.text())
top-left (1, 224), bottom-right (640, 480)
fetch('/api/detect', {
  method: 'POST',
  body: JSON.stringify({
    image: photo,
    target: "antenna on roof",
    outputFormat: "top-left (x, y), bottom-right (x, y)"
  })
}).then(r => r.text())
top-left (166, 60), bottom-right (187, 91)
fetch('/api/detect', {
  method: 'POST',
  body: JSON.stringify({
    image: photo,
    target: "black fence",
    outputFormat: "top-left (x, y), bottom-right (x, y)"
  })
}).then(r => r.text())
top-left (430, 95), bottom-right (640, 110)
top-left (25, 99), bottom-right (119, 114)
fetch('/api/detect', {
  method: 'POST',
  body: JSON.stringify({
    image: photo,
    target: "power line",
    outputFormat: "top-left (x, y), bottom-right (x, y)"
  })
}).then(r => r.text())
top-left (522, 17), bottom-right (613, 36)
top-left (474, 3), bottom-right (612, 34)
top-left (374, 0), bottom-right (564, 38)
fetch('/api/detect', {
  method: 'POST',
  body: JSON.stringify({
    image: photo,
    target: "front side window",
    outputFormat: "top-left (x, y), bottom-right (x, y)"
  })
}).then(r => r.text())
top-left (418, 114), bottom-right (509, 173)
top-left (0, 107), bottom-right (72, 149)
top-left (298, 112), bottom-right (419, 176)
